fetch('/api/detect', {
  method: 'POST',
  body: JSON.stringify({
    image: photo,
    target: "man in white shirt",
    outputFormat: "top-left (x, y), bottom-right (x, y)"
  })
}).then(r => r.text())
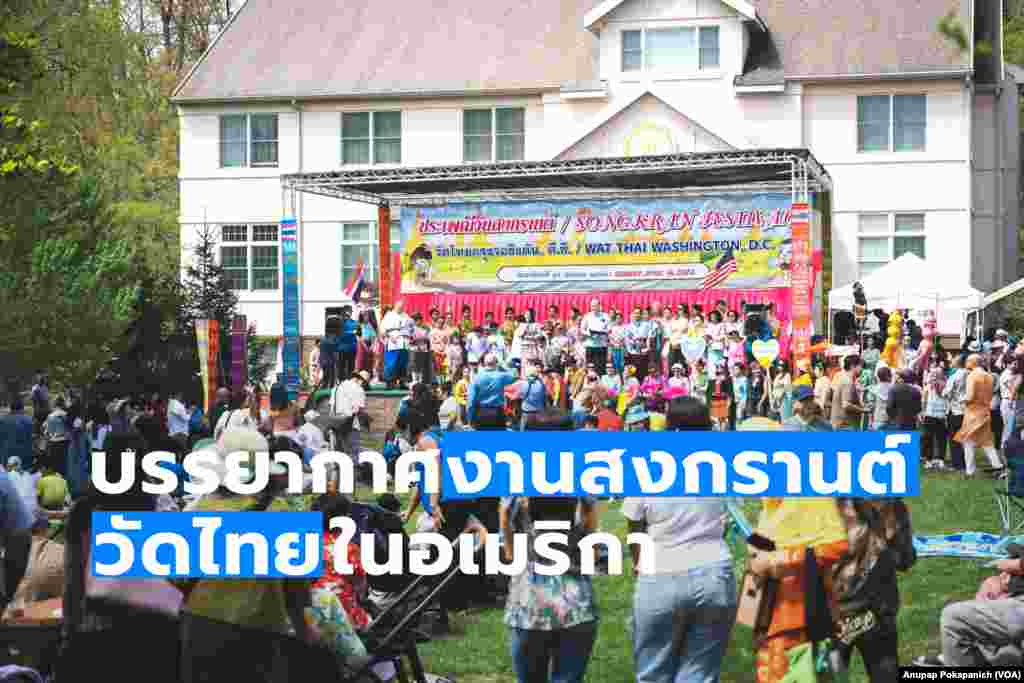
top-left (381, 300), bottom-right (415, 389)
top-left (166, 390), bottom-right (191, 451)
top-left (331, 370), bottom-right (371, 458)
top-left (581, 299), bottom-right (611, 371)
top-left (295, 410), bottom-right (327, 464)
top-left (6, 457), bottom-right (38, 522)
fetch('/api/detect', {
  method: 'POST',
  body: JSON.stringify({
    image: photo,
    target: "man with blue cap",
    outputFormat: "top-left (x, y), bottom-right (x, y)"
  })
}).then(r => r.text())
top-left (783, 385), bottom-right (833, 431)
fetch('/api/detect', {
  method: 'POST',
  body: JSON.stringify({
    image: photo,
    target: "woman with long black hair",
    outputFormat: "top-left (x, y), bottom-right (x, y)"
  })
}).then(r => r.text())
top-left (501, 408), bottom-right (599, 683)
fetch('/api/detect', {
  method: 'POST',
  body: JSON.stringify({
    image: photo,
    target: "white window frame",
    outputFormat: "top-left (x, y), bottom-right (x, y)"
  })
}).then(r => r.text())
top-left (462, 107), bottom-right (526, 163)
top-left (340, 111), bottom-right (403, 166)
top-left (620, 25), bottom-right (721, 75)
top-left (219, 114), bottom-right (279, 168)
top-left (856, 93), bottom-right (927, 153)
top-left (856, 212), bottom-right (926, 278)
top-left (219, 223), bottom-right (281, 291)
top-left (339, 221), bottom-right (403, 291)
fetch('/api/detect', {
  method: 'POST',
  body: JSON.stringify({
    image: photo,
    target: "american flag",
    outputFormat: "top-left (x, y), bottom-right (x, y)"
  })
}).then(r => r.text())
top-left (701, 249), bottom-right (737, 290)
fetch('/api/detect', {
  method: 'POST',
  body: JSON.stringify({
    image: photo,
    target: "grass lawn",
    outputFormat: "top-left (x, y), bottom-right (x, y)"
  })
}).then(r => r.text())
top-left (367, 471), bottom-right (1001, 682)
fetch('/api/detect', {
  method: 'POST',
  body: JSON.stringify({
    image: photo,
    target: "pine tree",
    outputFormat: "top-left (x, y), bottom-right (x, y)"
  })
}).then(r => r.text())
top-left (182, 223), bottom-right (240, 387)
top-left (183, 224), bottom-right (239, 324)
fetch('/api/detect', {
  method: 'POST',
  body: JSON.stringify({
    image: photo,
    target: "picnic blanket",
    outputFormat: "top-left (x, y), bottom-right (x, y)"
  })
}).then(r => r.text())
top-left (911, 532), bottom-right (1021, 559)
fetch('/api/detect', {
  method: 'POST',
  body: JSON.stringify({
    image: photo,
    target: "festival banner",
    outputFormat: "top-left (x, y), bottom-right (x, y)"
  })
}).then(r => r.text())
top-left (195, 320), bottom-right (211, 413)
top-left (789, 202), bottom-right (813, 368)
top-left (281, 217), bottom-right (300, 400)
top-left (207, 320), bottom-right (220, 415)
top-left (231, 316), bottom-right (248, 390)
top-left (400, 194), bottom-right (799, 294)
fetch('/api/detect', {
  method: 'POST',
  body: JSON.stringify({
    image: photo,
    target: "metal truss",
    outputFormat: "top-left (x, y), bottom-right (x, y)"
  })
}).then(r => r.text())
top-left (375, 182), bottom-right (805, 207)
top-left (280, 149), bottom-right (832, 206)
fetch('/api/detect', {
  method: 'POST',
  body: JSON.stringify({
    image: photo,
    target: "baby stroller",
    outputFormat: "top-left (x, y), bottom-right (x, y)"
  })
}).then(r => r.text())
top-left (343, 501), bottom-right (466, 683)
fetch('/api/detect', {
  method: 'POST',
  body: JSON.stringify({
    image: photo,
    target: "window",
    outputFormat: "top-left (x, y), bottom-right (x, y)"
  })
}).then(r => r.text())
top-left (463, 108), bottom-right (525, 162)
top-left (219, 114), bottom-right (279, 167)
top-left (219, 224), bottom-right (280, 290)
top-left (622, 30), bottom-right (643, 72)
top-left (857, 94), bottom-right (926, 152)
top-left (857, 213), bottom-right (925, 277)
top-left (620, 26), bottom-right (719, 73)
top-left (341, 111), bottom-right (401, 165)
top-left (340, 221), bottom-right (404, 290)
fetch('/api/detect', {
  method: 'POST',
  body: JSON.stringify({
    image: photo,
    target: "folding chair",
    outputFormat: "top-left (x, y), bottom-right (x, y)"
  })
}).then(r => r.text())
top-left (994, 451), bottom-right (1024, 536)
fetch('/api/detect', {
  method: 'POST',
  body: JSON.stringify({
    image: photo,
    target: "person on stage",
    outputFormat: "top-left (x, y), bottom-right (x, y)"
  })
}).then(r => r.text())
top-left (381, 301), bottom-right (415, 389)
top-left (581, 299), bottom-right (611, 371)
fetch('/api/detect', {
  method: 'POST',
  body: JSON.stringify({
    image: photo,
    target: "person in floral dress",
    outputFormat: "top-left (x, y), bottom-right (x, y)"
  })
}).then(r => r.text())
top-left (305, 495), bottom-right (371, 662)
top-left (501, 492), bottom-right (600, 683)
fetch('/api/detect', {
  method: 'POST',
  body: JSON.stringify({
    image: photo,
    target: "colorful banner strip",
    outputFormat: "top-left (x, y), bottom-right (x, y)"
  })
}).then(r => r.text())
top-left (231, 315), bottom-right (247, 390)
top-left (789, 202), bottom-right (813, 369)
top-left (281, 217), bottom-right (300, 400)
top-left (195, 320), bottom-right (210, 413)
top-left (207, 319), bottom-right (220, 416)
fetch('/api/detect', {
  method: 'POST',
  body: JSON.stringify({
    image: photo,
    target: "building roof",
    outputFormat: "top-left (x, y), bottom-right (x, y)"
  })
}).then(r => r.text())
top-left (172, 0), bottom-right (599, 102)
top-left (174, 0), bottom-right (974, 103)
top-left (585, 0), bottom-right (758, 30)
top-left (736, 0), bottom-right (971, 85)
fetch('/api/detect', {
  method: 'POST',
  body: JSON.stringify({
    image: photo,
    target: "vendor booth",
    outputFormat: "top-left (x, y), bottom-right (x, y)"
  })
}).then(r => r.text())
top-left (828, 253), bottom-right (985, 339)
top-left (278, 149), bottom-right (831, 388)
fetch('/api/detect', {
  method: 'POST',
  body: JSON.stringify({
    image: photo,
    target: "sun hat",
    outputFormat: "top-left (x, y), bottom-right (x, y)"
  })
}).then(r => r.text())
top-left (792, 385), bottom-right (815, 403)
top-left (438, 400), bottom-right (457, 429)
top-left (625, 404), bottom-right (650, 425)
top-left (210, 429), bottom-right (270, 488)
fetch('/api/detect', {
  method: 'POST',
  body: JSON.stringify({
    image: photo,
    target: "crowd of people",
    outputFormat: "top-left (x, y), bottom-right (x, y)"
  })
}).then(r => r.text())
top-left (3, 305), bottom-right (1024, 682)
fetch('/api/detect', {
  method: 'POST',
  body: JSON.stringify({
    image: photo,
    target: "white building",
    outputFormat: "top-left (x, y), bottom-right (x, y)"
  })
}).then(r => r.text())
top-left (175, 0), bottom-right (1020, 342)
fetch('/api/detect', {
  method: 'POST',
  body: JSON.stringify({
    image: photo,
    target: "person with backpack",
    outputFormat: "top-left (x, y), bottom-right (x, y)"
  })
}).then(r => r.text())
top-left (832, 494), bottom-right (915, 681)
top-left (400, 407), bottom-right (487, 634)
top-left (827, 382), bottom-right (917, 680)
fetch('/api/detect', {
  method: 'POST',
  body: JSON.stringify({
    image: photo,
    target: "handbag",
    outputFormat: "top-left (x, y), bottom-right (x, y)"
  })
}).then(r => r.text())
top-left (779, 640), bottom-right (848, 683)
top-left (779, 547), bottom-right (847, 683)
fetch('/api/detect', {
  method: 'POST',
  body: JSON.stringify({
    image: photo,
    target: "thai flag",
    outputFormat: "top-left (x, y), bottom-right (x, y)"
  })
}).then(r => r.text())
top-left (791, 204), bottom-right (810, 224)
top-left (343, 260), bottom-right (366, 302)
top-left (701, 249), bottom-right (737, 290)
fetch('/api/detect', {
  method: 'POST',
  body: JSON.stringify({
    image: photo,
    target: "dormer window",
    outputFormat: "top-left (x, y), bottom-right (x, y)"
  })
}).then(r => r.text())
top-left (621, 26), bottom-right (719, 73)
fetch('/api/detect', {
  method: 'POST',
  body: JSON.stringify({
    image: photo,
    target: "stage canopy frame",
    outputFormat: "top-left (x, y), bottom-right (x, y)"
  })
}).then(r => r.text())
top-left (280, 148), bottom-right (832, 306)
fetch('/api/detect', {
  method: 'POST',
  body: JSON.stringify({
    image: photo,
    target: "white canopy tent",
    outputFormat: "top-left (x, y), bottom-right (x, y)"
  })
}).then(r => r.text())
top-left (828, 253), bottom-right (985, 337)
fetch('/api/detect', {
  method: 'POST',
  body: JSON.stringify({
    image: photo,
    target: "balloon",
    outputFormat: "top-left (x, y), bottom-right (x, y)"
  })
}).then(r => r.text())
top-left (883, 311), bottom-right (904, 369)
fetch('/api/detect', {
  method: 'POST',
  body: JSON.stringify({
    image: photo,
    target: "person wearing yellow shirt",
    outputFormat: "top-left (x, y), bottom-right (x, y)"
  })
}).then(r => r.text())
top-left (454, 367), bottom-right (470, 425)
top-left (648, 409), bottom-right (667, 432)
top-left (36, 467), bottom-right (68, 511)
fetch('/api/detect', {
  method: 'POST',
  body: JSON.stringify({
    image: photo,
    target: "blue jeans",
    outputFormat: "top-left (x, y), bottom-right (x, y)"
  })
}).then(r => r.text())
top-left (509, 621), bottom-right (597, 683)
top-left (633, 560), bottom-right (737, 683)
